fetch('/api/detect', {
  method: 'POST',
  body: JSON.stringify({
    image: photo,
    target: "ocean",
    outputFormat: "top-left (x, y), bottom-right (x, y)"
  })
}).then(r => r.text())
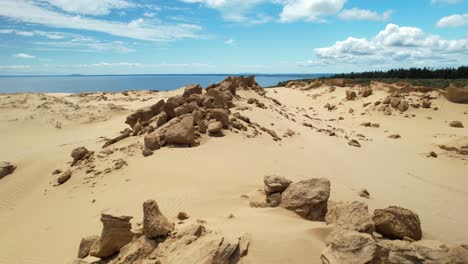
top-left (0, 74), bottom-right (327, 93)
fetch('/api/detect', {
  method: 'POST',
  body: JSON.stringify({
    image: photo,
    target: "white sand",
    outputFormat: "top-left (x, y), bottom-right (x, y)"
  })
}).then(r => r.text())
top-left (0, 86), bottom-right (467, 264)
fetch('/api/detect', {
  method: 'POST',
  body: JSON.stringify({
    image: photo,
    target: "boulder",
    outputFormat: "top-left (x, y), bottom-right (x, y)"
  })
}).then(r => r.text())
top-left (281, 178), bottom-right (331, 221)
top-left (421, 100), bottom-right (432, 109)
top-left (150, 112), bottom-right (168, 129)
top-left (164, 115), bottom-right (195, 145)
top-left (443, 84), bottom-right (468, 104)
top-left (90, 214), bottom-right (134, 258)
top-left (143, 200), bottom-right (174, 239)
top-left (125, 100), bottom-right (165, 129)
top-left (57, 170), bottom-right (72, 185)
top-left (449, 121), bottom-right (464, 128)
top-left (390, 97), bottom-right (401, 108)
top-left (71, 147), bottom-right (90, 166)
top-left (209, 109), bottom-right (230, 128)
top-left (397, 100), bottom-right (409, 112)
top-left (321, 230), bottom-right (385, 264)
top-left (325, 201), bottom-right (375, 234)
top-left (78, 236), bottom-right (99, 259)
top-left (207, 121), bottom-right (223, 134)
top-left (0, 161), bottom-right (16, 179)
top-left (373, 206), bottom-right (422, 241)
top-left (106, 236), bottom-right (158, 264)
top-left (144, 132), bottom-right (162, 151)
top-left (346, 90), bottom-right (357, 100)
top-left (263, 174), bottom-right (293, 195)
top-left (361, 87), bottom-right (372, 97)
top-left (182, 84), bottom-right (202, 98)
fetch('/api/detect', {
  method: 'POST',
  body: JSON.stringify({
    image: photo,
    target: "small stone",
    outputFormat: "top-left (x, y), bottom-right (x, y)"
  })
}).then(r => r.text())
top-left (449, 121), bottom-right (464, 128)
top-left (358, 189), bottom-right (370, 199)
top-left (388, 134), bottom-right (401, 139)
top-left (177, 212), bottom-right (189, 221)
top-left (428, 151), bottom-right (438, 158)
top-left (348, 139), bottom-right (361, 148)
top-left (57, 170), bottom-right (72, 185)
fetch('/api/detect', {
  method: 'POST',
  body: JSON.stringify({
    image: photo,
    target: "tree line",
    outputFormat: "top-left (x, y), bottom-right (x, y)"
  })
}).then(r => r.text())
top-left (330, 66), bottom-right (468, 79)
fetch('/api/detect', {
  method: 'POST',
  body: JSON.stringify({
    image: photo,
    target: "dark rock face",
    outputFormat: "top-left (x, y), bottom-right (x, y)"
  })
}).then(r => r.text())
top-left (0, 161), bottom-right (16, 179)
top-left (125, 99), bottom-right (165, 129)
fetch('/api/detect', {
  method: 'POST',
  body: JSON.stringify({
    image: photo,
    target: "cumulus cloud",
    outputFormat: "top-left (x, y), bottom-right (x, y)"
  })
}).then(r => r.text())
top-left (0, 0), bottom-right (203, 41)
top-left (13, 53), bottom-right (36, 59)
top-left (224, 38), bottom-right (235, 45)
top-left (431, 0), bottom-right (462, 4)
top-left (303, 24), bottom-right (468, 68)
top-left (338, 8), bottom-right (392, 21)
top-left (437, 14), bottom-right (468, 27)
top-left (39, 0), bottom-right (132, 16)
top-left (279, 0), bottom-right (347, 22)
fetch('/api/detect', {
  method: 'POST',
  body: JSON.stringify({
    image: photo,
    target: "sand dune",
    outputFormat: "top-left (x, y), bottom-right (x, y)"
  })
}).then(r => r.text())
top-left (0, 78), bottom-right (467, 264)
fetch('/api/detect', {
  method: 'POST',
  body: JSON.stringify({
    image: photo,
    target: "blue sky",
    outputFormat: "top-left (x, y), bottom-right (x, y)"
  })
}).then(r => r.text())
top-left (0, 0), bottom-right (467, 74)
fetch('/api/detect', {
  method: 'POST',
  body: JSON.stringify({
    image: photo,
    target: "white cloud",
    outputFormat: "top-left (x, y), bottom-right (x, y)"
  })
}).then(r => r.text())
top-left (279, 0), bottom-right (347, 22)
top-left (338, 8), bottom-right (392, 21)
top-left (225, 38), bottom-right (235, 45)
top-left (437, 14), bottom-right (468, 27)
top-left (431, 0), bottom-right (462, 4)
top-left (0, 65), bottom-right (31, 70)
top-left (40, 0), bottom-right (133, 16)
top-left (0, 0), bottom-right (203, 42)
top-left (13, 53), bottom-right (36, 59)
top-left (303, 24), bottom-right (468, 68)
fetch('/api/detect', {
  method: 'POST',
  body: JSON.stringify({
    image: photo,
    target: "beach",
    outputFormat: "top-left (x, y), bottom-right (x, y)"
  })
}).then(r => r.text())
top-left (0, 77), bottom-right (467, 264)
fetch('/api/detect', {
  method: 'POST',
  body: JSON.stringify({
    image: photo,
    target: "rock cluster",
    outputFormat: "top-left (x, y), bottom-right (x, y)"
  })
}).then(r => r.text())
top-left (0, 161), bottom-right (16, 179)
top-left (74, 200), bottom-right (250, 264)
top-left (102, 76), bottom-right (265, 155)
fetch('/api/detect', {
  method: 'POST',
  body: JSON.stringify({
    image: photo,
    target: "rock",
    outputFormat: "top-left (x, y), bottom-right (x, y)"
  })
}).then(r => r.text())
top-left (207, 121), bottom-right (223, 134)
top-left (78, 236), bottom-right (99, 259)
top-left (177, 211), bottom-right (189, 221)
top-left (52, 169), bottom-right (62, 175)
top-left (382, 96), bottom-right (391, 104)
top-left (150, 112), bottom-right (168, 129)
top-left (144, 132), bottom-right (162, 151)
top-left (360, 122), bottom-right (371, 127)
top-left (281, 178), bottom-right (331, 221)
top-left (182, 84), bottom-right (202, 98)
top-left (428, 151), bottom-right (438, 158)
top-left (125, 99), bottom-right (165, 129)
top-left (373, 206), bottom-right (422, 241)
top-left (325, 201), bottom-right (375, 234)
top-left (421, 100), bottom-right (432, 108)
top-left (377, 239), bottom-right (422, 264)
top-left (175, 223), bottom-right (205, 238)
top-left (358, 189), bottom-right (370, 199)
top-left (320, 230), bottom-right (385, 264)
top-left (90, 214), bottom-right (134, 258)
top-left (239, 233), bottom-right (251, 257)
top-left (348, 139), bottom-right (361, 148)
top-left (143, 200), bottom-right (174, 239)
top-left (142, 148), bottom-right (154, 157)
top-left (361, 87), bottom-right (372, 97)
top-left (411, 103), bottom-right (421, 108)
top-left (209, 109), bottom-right (230, 128)
top-left (443, 84), bottom-right (468, 104)
top-left (71, 147), bottom-right (90, 166)
top-left (390, 97), bottom-right (401, 108)
top-left (449, 121), bottom-right (464, 128)
top-left (106, 236), bottom-right (158, 264)
top-left (164, 115), bottom-right (195, 145)
top-left (346, 90), bottom-right (357, 100)
top-left (388, 134), bottom-right (401, 139)
top-left (397, 100), bottom-right (409, 112)
top-left (103, 128), bottom-right (132, 148)
top-left (263, 174), bottom-right (293, 195)
top-left (57, 170), bottom-right (72, 185)
top-left (0, 161), bottom-right (16, 179)
top-left (266, 193), bottom-right (282, 207)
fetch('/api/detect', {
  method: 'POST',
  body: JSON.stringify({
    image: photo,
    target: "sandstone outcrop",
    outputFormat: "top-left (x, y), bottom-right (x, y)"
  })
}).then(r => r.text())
top-left (89, 214), bottom-right (134, 258)
top-left (325, 201), bottom-right (375, 234)
top-left (0, 161), bottom-right (16, 179)
top-left (143, 199), bottom-right (174, 239)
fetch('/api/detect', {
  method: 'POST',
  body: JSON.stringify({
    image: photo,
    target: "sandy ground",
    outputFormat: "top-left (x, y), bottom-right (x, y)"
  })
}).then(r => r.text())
top-left (0, 85), bottom-right (467, 264)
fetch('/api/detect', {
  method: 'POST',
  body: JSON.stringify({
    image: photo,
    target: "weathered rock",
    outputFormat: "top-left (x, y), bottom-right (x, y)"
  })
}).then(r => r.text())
top-left (71, 147), bottom-right (90, 166)
top-left (346, 90), bottom-right (357, 100)
top-left (390, 97), bottom-right (401, 108)
top-left (388, 134), bottom-right (401, 139)
top-left (78, 236), bottom-right (99, 259)
top-left (361, 87), bottom-right (372, 97)
top-left (358, 189), bottom-right (370, 199)
top-left (90, 214), bottom-right (134, 258)
top-left (103, 128), bottom-right (132, 148)
top-left (164, 115), bottom-right (195, 145)
top-left (0, 161), bottom-right (16, 179)
top-left (209, 109), bottom-right (230, 128)
top-left (325, 201), bottom-right (375, 234)
top-left (150, 112), bottom-right (168, 129)
top-left (263, 174), bottom-right (293, 195)
top-left (144, 132), bottom-right (162, 151)
top-left (449, 121), bottom-right (464, 128)
top-left (239, 233), bottom-right (251, 257)
top-left (382, 96), bottom-right (391, 105)
top-left (348, 139), bottom-right (361, 148)
top-left (321, 230), bottom-right (385, 264)
top-left (378, 239), bottom-right (423, 264)
top-left (143, 200), bottom-right (174, 239)
top-left (443, 84), bottom-right (468, 104)
top-left (281, 178), bottom-right (331, 221)
top-left (126, 100), bottom-right (165, 129)
top-left (107, 236), bottom-right (157, 264)
top-left (397, 100), bottom-right (409, 112)
top-left (142, 148), bottom-right (154, 157)
top-left (266, 193), bottom-right (282, 207)
top-left (411, 103), bottom-right (421, 108)
top-left (182, 84), bottom-right (203, 98)
top-left (421, 100), bottom-right (432, 109)
top-left (177, 211), bottom-right (189, 221)
top-left (207, 121), bottom-right (223, 134)
top-left (373, 206), bottom-right (422, 241)
top-left (57, 170), bottom-right (72, 185)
